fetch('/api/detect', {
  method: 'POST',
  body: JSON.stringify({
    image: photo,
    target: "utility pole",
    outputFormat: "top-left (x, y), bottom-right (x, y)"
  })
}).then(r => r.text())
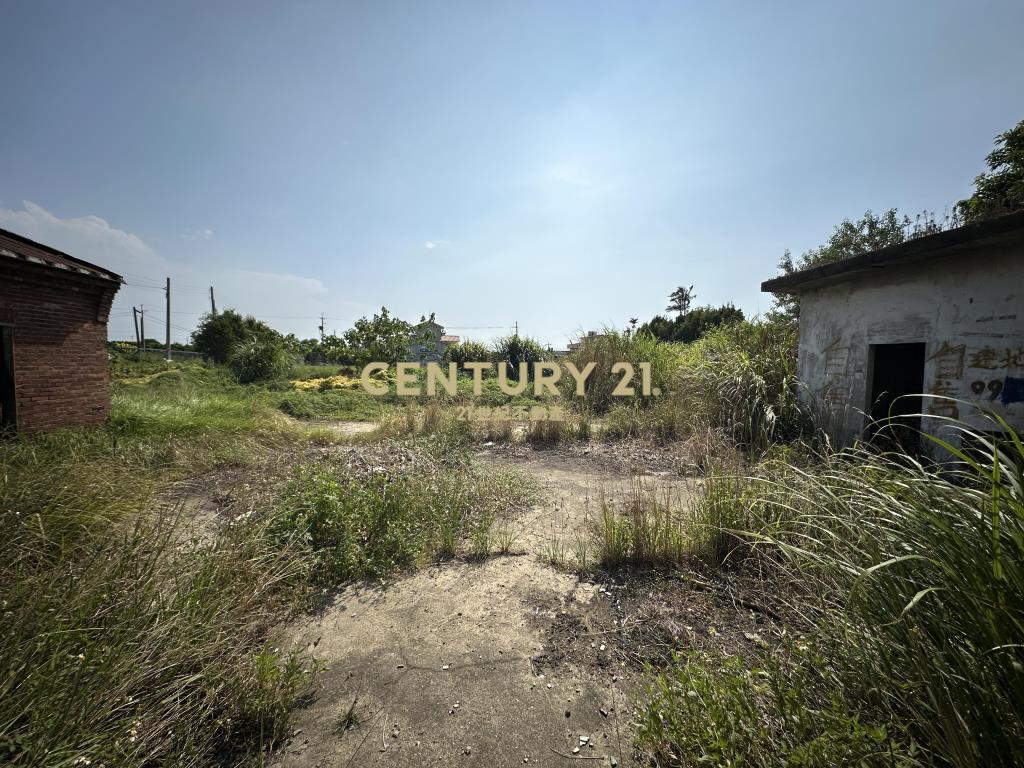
top-left (319, 313), bottom-right (326, 342)
top-left (209, 286), bottom-right (217, 315)
top-left (140, 305), bottom-right (146, 354)
top-left (514, 321), bottom-right (518, 336)
top-left (133, 306), bottom-right (141, 351)
top-left (165, 277), bottom-right (171, 362)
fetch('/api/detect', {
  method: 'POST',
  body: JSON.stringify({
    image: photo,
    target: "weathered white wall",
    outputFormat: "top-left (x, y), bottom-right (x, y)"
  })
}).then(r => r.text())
top-left (797, 241), bottom-right (1024, 448)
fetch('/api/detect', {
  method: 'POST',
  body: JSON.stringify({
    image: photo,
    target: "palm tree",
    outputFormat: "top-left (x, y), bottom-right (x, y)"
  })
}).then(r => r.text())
top-left (667, 285), bottom-right (696, 317)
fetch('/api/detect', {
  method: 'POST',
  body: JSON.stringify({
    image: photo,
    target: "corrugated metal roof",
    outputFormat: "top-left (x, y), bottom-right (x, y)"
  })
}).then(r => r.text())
top-left (440, 335), bottom-right (460, 343)
top-left (0, 227), bottom-right (123, 283)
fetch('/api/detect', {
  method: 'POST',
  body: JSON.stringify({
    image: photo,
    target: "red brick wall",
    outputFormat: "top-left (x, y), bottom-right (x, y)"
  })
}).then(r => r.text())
top-left (0, 262), bottom-right (120, 432)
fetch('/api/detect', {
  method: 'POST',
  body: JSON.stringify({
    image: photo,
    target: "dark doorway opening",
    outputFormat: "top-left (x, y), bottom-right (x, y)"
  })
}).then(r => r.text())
top-left (0, 327), bottom-right (15, 433)
top-left (866, 342), bottom-right (926, 453)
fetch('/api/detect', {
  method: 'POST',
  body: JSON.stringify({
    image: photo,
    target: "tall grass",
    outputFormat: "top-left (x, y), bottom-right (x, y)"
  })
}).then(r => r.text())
top-left (670, 320), bottom-right (808, 455)
top-left (565, 329), bottom-right (680, 413)
top-left (596, 481), bottom-right (689, 567)
top-left (0, 507), bottom-right (314, 766)
top-left (757, 417), bottom-right (1024, 766)
top-left (638, 414), bottom-right (1024, 766)
top-left (0, 365), bottom-right (323, 765)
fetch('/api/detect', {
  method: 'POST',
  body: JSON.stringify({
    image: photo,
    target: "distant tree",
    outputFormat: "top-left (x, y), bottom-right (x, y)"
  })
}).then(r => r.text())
top-left (343, 307), bottom-right (418, 367)
top-left (667, 285), bottom-right (696, 318)
top-left (319, 334), bottom-right (353, 364)
top-left (770, 210), bottom-right (906, 322)
top-left (492, 335), bottom-right (545, 381)
top-left (192, 309), bottom-right (279, 363)
top-left (639, 304), bottom-right (745, 343)
top-left (957, 118), bottom-right (1024, 222)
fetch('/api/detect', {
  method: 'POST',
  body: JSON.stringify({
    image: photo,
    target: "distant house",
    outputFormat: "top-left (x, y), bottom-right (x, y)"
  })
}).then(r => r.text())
top-left (408, 314), bottom-right (459, 363)
top-left (0, 228), bottom-right (123, 432)
top-left (761, 212), bottom-right (1024, 452)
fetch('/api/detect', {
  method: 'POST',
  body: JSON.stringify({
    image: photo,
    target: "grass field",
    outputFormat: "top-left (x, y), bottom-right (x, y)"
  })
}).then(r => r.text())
top-left (0, 356), bottom-right (538, 766)
top-left (6, 338), bottom-right (1022, 766)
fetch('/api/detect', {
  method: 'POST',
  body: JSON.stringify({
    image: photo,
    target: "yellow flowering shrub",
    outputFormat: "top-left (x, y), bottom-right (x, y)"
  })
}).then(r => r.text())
top-left (290, 374), bottom-right (366, 391)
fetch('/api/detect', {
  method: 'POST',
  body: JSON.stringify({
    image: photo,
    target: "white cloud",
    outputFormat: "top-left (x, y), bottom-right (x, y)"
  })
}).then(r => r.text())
top-left (0, 201), bottom-right (337, 343)
top-left (0, 200), bottom-right (166, 277)
top-left (182, 227), bottom-right (214, 240)
top-left (424, 239), bottom-right (451, 249)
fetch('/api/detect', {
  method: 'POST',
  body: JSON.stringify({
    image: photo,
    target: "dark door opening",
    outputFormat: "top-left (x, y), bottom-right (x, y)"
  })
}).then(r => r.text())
top-left (866, 342), bottom-right (925, 453)
top-left (0, 327), bottom-right (15, 433)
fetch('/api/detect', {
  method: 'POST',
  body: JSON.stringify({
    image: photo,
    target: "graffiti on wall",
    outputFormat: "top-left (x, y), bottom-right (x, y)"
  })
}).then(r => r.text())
top-left (928, 343), bottom-right (1024, 413)
top-left (927, 342), bottom-right (965, 418)
top-left (821, 339), bottom-right (850, 406)
top-left (968, 345), bottom-right (1024, 406)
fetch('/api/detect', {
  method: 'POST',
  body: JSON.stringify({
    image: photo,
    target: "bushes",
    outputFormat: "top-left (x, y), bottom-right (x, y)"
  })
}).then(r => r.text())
top-left (270, 451), bottom-right (537, 582)
top-left (671, 320), bottom-right (807, 455)
top-left (639, 304), bottom-right (745, 343)
top-left (229, 337), bottom-right (290, 383)
top-left (193, 309), bottom-right (279, 364)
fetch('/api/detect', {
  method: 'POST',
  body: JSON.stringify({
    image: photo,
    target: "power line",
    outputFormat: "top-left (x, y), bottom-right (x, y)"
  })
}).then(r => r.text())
top-left (122, 280), bottom-right (209, 296)
top-left (138, 312), bottom-right (193, 334)
top-left (444, 325), bottom-right (515, 330)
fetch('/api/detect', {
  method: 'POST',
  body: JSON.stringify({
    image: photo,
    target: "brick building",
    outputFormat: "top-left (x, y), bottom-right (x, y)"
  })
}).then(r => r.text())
top-left (0, 228), bottom-right (122, 432)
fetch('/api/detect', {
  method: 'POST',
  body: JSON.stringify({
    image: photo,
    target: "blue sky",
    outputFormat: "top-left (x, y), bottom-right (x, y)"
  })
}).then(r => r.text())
top-left (1, 1), bottom-right (1022, 347)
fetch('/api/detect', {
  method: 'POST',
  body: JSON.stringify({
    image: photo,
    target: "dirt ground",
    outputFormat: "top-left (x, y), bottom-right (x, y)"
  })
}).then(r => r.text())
top-left (206, 427), bottom-right (782, 768)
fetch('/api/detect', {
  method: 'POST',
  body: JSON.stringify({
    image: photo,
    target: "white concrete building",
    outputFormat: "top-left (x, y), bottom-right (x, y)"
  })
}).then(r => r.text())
top-left (408, 316), bottom-right (459, 363)
top-left (762, 212), bottom-right (1024, 452)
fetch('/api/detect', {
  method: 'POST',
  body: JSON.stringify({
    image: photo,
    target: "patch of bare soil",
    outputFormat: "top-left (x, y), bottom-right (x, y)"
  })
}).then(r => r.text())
top-left (478, 438), bottom-right (690, 476)
top-left (152, 427), bottom-right (791, 767)
top-left (474, 446), bottom-right (695, 561)
top-left (532, 568), bottom-right (786, 679)
top-left (267, 444), bottom-right (704, 767)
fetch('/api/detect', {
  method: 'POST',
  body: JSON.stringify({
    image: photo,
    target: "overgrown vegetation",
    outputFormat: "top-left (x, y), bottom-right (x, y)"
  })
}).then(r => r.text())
top-left (565, 328), bottom-right (680, 414)
top-left (15, 115), bottom-right (1024, 763)
top-left (0, 355), bottom-right (540, 765)
top-left (271, 442), bottom-right (537, 582)
top-left (670, 321), bottom-right (807, 454)
top-left (637, 645), bottom-right (915, 767)
top-left (0, 363), bottom-right (314, 764)
top-left (229, 335), bottom-right (291, 383)
top-left (599, 414), bottom-right (1024, 766)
